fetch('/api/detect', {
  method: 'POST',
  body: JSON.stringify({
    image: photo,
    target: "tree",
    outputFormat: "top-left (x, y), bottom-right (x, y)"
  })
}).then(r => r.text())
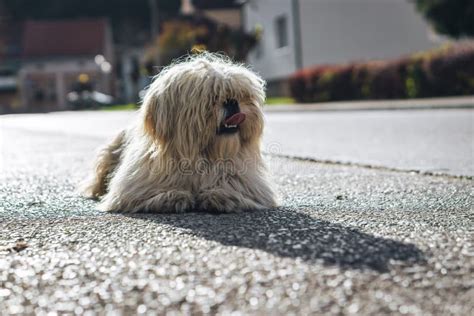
top-left (144, 15), bottom-right (257, 69)
top-left (413, 0), bottom-right (474, 38)
top-left (3, 0), bottom-right (180, 44)
top-left (3, 0), bottom-right (180, 20)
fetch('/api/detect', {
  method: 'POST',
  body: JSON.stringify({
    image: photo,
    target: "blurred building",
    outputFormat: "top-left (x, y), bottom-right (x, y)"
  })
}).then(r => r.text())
top-left (243, 0), bottom-right (443, 96)
top-left (18, 19), bottom-right (115, 112)
top-left (0, 2), bottom-right (22, 113)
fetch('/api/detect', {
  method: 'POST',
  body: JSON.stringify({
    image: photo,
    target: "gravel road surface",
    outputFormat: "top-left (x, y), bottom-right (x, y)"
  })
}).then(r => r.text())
top-left (0, 111), bottom-right (473, 315)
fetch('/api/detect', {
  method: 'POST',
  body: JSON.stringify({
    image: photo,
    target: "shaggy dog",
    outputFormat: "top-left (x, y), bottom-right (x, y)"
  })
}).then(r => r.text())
top-left (80, 54), bottom-right (276, 213)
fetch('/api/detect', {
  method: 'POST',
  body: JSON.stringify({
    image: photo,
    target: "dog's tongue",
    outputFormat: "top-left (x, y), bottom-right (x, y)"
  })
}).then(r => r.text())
top-left (225, 112), bottom-right (246, 126)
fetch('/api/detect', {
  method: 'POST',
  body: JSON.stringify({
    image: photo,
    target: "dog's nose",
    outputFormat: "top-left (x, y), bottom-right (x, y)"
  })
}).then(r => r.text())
top-left (223, 98), bottom-right (240, 116)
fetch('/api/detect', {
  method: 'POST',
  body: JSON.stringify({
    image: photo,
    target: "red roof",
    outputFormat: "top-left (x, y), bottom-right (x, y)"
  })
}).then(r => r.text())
top-left (22, 19), bottom-right (108, 58)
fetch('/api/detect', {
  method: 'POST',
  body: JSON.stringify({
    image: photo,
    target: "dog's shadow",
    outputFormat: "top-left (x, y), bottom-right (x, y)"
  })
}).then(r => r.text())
top-left (127, 208), bottom-right (425, 272)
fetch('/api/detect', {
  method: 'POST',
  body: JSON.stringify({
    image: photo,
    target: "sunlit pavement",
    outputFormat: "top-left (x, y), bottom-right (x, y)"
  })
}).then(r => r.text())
top-left (1, 107), bottom-right (473, 176)
top-left (0, 108), bottom-right (473, 314)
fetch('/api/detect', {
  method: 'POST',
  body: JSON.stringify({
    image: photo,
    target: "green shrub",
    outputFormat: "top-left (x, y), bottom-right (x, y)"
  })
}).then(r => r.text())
top-left (289, 43), bottom-right (474, 102)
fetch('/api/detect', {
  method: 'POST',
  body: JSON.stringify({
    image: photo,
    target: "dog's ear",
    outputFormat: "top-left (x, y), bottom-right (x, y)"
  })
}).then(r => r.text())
top-left (143, 92), bottom-right (170, 144)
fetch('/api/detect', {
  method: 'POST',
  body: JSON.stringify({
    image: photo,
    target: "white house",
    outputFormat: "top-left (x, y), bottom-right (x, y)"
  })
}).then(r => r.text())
top-left (243, 0), bottom-right (444, 96)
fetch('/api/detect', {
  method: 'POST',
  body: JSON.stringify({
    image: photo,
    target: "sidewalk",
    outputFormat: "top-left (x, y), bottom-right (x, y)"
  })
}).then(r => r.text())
top-left (265, 95), bottom-right (474, 112)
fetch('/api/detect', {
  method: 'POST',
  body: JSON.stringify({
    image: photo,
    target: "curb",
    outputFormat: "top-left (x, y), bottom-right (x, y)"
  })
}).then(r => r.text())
top-left (264, 96), bottom-right (474, 112)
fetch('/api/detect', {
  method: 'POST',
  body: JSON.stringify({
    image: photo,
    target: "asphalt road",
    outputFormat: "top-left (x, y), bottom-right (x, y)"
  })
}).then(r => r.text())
top-left (264, 109), bottom-right (474, 177)
top-left (0, 109), bottom-right (473, 315)
top-left (1, 108), bottom-right (473, 176)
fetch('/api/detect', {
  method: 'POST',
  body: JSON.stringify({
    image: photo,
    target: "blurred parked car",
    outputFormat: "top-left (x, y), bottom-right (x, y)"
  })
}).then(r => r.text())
top-left (67, 90), bottom-right (114, 109)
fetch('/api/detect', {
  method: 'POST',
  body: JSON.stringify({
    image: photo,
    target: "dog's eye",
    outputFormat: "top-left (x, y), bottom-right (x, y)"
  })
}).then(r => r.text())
top-left (223, 98), bottom-right (239, 109)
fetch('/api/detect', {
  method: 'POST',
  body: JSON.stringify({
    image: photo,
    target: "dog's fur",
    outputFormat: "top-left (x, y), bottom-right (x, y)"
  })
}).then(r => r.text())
top-left (80, 54), bottom-right (276, 213)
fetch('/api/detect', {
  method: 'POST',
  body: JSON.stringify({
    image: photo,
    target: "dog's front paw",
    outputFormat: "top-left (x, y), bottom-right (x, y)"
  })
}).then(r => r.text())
top-left (142, 190), bottom-right (195, 213)
top-left (197, 189), bottom-right (263, 213)
top-left (100, 190), bottom-right (195, 213)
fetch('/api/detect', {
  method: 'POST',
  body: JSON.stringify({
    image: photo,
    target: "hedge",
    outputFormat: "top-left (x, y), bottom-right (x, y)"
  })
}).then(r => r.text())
top-left (289, 42), bottom-right (474, 102)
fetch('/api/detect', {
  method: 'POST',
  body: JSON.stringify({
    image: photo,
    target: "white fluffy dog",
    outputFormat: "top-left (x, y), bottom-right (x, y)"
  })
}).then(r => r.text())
top-left (80, 53), bottom-right (276, 213)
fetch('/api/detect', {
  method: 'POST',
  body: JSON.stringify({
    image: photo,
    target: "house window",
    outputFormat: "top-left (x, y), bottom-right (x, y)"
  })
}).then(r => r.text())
top-left (275, 15), bottom-right (288, 48)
